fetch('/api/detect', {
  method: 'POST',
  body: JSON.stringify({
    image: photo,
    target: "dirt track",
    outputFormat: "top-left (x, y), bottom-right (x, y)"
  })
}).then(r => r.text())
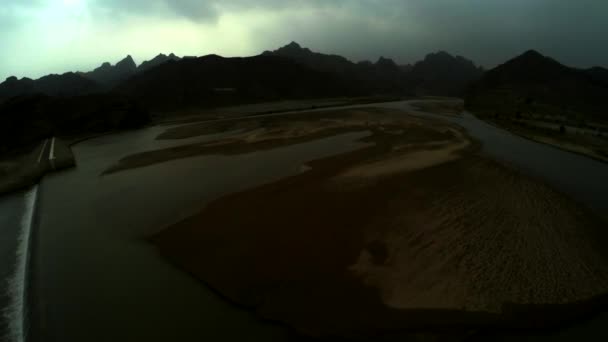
top-left (150, 108), bottom-right (608, 338)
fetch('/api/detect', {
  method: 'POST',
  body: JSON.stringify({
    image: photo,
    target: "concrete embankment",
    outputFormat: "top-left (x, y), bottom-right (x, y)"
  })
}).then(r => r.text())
top-left (0, 137), bottom-right (76, 342)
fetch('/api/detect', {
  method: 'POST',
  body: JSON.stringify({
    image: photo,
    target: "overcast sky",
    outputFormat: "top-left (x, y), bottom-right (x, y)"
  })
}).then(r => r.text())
top-left (1, 0), bottom-right (607, 80)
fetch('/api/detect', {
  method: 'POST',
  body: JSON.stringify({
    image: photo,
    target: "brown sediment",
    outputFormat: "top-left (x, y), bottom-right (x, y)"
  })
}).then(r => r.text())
top-left (149, 110), bottom-right (608, 338)
top-left (101, 126), bottom-right (367, 175)
top-left (102, 108), bottom-right (435, 175)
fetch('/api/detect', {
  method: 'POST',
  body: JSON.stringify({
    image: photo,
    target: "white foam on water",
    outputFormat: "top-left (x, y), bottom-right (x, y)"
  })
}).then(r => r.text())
top-left (4, 186), bottom-right (38, 342)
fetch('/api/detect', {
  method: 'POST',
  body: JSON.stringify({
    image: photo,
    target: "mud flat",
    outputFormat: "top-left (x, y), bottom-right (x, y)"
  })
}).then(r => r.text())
top-left (103, 108), bottom-right (424, 174)
top-left (147, 108), bottom-right (608, 339)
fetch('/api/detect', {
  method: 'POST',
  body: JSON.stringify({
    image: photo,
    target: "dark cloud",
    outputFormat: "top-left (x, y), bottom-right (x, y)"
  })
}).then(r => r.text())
top-left (166, 0), bottom-right (218, 21)
top-left (402, 0), bottom-right (608, 67)
top-left (92, 0), bottom-right (218, 21)
top-left (248, 0), bottom-right (608, 68)
top-left (0, 0), bottom-right (42, 29)
top-left (43, 0), bottom-right (608, 68)
top-left (91, 0), bottom-right (337, 21)
top-left (2, 0), bottom-right (608, 80)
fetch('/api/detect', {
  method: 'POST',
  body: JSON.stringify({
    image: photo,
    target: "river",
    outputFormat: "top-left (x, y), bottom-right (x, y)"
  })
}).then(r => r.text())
top-left (32, 127), bottom-right (370, 342)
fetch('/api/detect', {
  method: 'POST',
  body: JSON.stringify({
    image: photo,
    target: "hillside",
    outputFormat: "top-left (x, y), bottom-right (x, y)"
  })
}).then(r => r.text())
top-left (263, 42), bottom-right (482, 96)
top-left (82, 55), bottom-right (138, 87)
top-left (0, 73), bottom-right (101, 99)
top-left (0, 54), bottom-right (183, 101)
top-left (262, 42), bottom-right (356, 74)
top-left (408, 51), bottom-right (483, 96)
top-left (1, 44), bottom-right (484, 105)
top-left (138, 53), bottom-right (181, 72)
top-left (466, 50), bottom-right (608, 123)
top-left (262, 42), bottom-right (408, 94)
top-left (115, 54), bottom-right (364, 110)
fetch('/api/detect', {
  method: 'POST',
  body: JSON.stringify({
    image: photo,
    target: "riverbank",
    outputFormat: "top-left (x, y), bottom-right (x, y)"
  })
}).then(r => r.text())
top-left (473, 115), bottom-right (608, 164)
top-left (0, 138), bottom-right (75, 195)
top-left (151, 108), bottom-right (608, 339)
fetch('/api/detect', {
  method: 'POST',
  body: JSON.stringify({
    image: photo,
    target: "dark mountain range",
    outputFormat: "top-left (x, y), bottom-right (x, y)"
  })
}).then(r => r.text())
top-left (263, 42), bottom-right (482, 96)
top-left (1, 43), bottom-right (484, 104)
top-left (81, 53), bottom-right (183, 86)
top-left (82, 55), bottom-right (137, 87)
top-left (262, 42), bottom-right (408, 94)
top-left (138, 53), bottom-right (182, 72)
top-left (262, 42), bottom-right (356, 74)
top-left (0, 76), bottom-right (36, 99)
top-left (465, 50), bottom-right (608, 122)
top-left (407, 51), bottom-right (483, 96)
top-left (0, 73), bottom-right (100, 100)
top-left (115, 54), bottom-right (364, 110)
top-left (0, 53), bottom-right (184, 102)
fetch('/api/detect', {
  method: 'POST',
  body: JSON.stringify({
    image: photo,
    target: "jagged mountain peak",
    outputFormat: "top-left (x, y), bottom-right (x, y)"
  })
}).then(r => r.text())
top-left (138, 53), bottom-right (181, 72)
top-left (520, 49), bottom-right (545, 59)
top-left (116, 55), bottom-right (137, 70)
top-left (286, 41), bottom-right (301, 49)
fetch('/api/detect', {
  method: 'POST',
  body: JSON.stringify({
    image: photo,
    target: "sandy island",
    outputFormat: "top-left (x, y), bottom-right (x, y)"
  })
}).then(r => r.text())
top-left (127, 107), bottom-right (608, 338)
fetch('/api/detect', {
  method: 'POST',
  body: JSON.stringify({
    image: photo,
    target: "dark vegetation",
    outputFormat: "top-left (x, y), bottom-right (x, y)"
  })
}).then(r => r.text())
top-left (0, 94), bottom-right (149, 154)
